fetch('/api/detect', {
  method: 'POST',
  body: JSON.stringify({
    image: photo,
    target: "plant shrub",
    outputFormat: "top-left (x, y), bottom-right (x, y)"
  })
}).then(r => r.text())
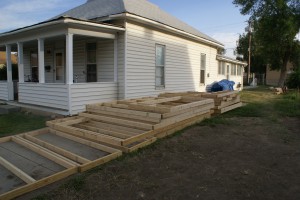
top-left (286, 70), bottom-right (300, 89)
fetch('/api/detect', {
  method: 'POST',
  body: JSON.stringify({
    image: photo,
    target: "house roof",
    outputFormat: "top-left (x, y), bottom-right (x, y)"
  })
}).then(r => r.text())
top-left (54, 0), bottom-right (223, 46)
top-left (216, 55), bottom-right (247, 66)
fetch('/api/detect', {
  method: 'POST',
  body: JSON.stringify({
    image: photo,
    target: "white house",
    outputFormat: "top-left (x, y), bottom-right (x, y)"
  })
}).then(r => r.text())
top-left (0, 0), bottom-right (246, 115)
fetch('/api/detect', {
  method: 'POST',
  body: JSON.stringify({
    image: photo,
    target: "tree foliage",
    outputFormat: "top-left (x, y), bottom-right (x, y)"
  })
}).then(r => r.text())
top-left (236, 33), bottom-right (267, 74)
top-left (233, 0), bottom-right (300, 86)
top-left (0, 64), bottom-right (19, 80)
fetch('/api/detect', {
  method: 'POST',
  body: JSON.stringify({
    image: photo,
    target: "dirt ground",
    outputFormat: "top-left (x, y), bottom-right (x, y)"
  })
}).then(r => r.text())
top-left (18, 114), bottom-right (300, 200)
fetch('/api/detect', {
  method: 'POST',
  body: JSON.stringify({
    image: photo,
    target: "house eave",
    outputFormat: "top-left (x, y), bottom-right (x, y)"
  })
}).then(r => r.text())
top-left (0, 17), bottom-right (125, 42)
top-left (216, 55), bottom-right (247, 66)
top-left (108, 13), bottom-right (225, 49)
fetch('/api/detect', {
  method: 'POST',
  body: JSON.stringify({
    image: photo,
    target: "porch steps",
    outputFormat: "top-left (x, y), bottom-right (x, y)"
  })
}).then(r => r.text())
top-left (0, 104), bottom-right (20, 115)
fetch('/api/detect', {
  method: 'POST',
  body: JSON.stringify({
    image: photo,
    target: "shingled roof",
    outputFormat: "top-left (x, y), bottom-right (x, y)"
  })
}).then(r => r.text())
top-left (54, 0), bottom-right (223, 46)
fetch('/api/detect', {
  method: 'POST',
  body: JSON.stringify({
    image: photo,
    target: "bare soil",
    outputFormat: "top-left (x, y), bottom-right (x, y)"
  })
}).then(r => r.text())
top-left (19, 115), bottom-right (300, 200)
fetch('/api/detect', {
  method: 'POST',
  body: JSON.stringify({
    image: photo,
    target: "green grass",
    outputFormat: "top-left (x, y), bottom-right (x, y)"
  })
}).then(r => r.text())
top-left (223, 86), bottom-right (300, 119)
top-left (197, 86), bottom-right (300, 124)
top-left (0, 112), bottom-right (49, 136)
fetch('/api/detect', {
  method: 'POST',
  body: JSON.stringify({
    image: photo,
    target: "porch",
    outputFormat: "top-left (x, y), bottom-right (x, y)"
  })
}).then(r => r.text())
top-left (0, 17), bottom-right (124, 115)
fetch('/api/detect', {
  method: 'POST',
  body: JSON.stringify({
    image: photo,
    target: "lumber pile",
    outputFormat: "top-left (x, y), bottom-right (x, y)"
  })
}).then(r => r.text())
top-left (201, 91), bottom-right (242, 115)
top-left (159, 90), bottom-right (242, 115)
top-left (85, 96), bottom-right (214, 139)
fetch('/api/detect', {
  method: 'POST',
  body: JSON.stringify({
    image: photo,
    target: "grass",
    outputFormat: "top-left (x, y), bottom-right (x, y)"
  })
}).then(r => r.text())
top-left (0, 112), bottom-right (49, 137)
top-left (197, 86), bottom-right (300, 127)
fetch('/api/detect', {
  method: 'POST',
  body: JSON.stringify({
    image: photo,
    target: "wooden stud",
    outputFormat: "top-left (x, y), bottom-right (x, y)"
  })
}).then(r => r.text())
top-left (154, 109), bottom-right (211, 130)
top-left (87, 121), bottom-right (144, 135)
top-left (86, 104), bottom-right (161, 119)
top-left (23, 134), bottom-right (90, 164)
top-left (73, 123), bottom-right (131, 139)
top-left (49, 129), bottom-right (120, 154)
top-left (122, 130), bottom-right (155, 146)
top-left (12, 136), bottom-right (77, 169)
top-left (0, 156), bottom-right (36, 184)
top-left (79, 112), bottom-right (153, 131)
top-left (162, 103), bottom-right (214, 119)
top-left (86, 107), bottom-right (161, 123)
top-left (169, 99), bottom-right (214, 113)
top-left (214, 102), bottom-right (243, 114)
top-left (51, 124), bottom-right (123, 146)
top-left (0, 167), bottom-right (77, 200)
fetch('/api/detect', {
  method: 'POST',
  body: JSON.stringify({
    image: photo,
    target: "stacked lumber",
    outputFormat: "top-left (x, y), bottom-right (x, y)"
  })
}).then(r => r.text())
top-left (201, 91), bottom-right (242, 115)
top-left (159, 90), bottom-right (242, 115)
top-left (85, 96), bottom-right (214, 139)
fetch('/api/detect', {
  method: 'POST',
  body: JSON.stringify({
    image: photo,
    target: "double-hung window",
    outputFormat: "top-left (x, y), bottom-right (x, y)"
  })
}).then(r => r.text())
top-left (218, 61), bottom-right (225, 75)
top-left (86, 43), bottom-right (97, 82)
top-left (155, 44), bottom-right (165, 87)
top-left (237, 65), bottom-right (242, 75)
top-left (200, 53), bottom-right (206, 84)
top-left (231, 64), bottom-right (236, 76)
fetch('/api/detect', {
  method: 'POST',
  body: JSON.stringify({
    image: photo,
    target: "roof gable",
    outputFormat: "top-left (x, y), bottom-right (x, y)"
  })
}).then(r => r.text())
top-left (54, 0), bottom-right (223, 46)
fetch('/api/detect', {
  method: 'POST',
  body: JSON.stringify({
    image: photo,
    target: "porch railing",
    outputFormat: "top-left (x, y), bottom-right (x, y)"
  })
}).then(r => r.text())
top-left (0, 82), bottom-right (8, 101)
top-left (18, 83), bottom-right (69, 110)
top-left (5, 82), bottom-right (117, 115)
top-left (70, 82), bottom-right (118, 115)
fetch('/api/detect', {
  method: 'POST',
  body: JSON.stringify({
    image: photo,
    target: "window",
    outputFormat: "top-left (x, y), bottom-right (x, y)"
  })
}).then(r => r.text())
top-left (155, 44), bottom-right (165, 87)
top-left (30, 52), bottom-right (38, 82)
top-left (200, 53), bottom-right (206, 84)
top-left (231, 64), bottom-right (236, 75)
top-left (237, 65), bottom-right (242, 75)
top-left (222, 62), bottom-right (225, 75)
top-left (86, 43), bottom-right (97, 82)
top-left (218, 61), bottom-right (225, 75)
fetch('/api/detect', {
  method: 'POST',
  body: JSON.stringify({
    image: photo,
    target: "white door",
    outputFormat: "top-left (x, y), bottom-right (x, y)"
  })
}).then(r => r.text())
top-left (54, 50), bottom-right (65, 83)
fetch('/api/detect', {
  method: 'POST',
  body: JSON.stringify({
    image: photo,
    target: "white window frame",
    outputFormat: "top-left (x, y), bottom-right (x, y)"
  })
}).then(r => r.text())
top-left (231, 64), bottom-right (237, 76)
top-left (237, 65), bottom-right (242, 76)
top-left (155, 44), bottom-right (166, 89)
top-left (200, 53), bottom-right (206, 85)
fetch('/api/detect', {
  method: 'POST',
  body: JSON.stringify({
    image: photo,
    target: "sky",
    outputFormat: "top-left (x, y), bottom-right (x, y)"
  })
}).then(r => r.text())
top-left (0, 0), bottom-right (250, 58)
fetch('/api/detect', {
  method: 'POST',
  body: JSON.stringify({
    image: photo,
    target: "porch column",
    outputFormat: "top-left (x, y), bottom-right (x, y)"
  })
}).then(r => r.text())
top-left (17, 42), bottom-right (24, 83)
top-left (38, 38), bottom-right (45, 83)
top-left (6, 44), bottom-right (14, 100)
top-left (66, 33), bottom-right (73, 84)
top-left (114, 34), bottom-right (118, 82)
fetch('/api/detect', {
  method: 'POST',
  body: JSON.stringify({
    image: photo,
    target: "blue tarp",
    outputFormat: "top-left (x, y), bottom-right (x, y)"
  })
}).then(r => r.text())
top-left (210, 79), bottom-right (235, 92)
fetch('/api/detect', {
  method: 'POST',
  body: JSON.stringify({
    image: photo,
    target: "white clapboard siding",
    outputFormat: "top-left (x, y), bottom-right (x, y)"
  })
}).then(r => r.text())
top-left (97, 40), bottom-right (114, 82)
top-left (18, 83), bottom-right (69, 110)
top-left (125, 22), bottom-right (219, 99)
top-left (0, 82), bottom-right (8, 100)
top-left (117, 33), bottom-right (125, 99)
top-left (70, 82), bottom-right (118, 115)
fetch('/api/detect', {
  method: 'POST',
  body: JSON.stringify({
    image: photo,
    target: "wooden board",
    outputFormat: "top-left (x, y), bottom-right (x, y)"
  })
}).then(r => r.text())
top-left (0, 136), bottom-right (77, 200)
top-left (79, 112), bottom-right (153, 131)
top-left (214, 102), bottom-right (243, 114)
top-left (23, 129), bottom-right (122, 173)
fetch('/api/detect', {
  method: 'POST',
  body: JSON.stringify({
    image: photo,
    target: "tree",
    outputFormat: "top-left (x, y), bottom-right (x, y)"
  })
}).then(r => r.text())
top-left (233, 0), bottom-right (300, 86)
top-left (236, 33), bottom-right (267, 74)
